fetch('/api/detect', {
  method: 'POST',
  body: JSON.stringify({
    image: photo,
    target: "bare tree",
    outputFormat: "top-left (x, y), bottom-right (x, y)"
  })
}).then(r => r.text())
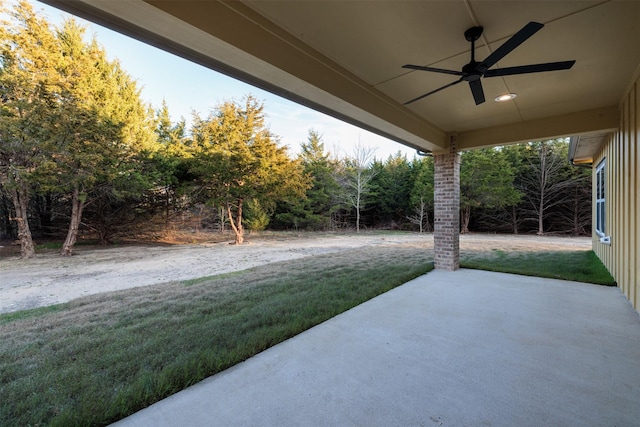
top-left (520, 140), bottom-right (574, 235)
top-left (549, 166), bottom-right (592, 235)
top-left (406, 196), bottom-right (431, 232)
top-left (216, 205), bottom-right (228, 233)
top-left (338, 143), bottom-right (378, 232)
top-left (478, 205), bottom-right (526, 234)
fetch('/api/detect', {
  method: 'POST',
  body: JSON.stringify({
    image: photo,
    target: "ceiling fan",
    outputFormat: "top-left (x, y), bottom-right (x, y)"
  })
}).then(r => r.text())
top-left (402, 21), bottom-right (575, 106)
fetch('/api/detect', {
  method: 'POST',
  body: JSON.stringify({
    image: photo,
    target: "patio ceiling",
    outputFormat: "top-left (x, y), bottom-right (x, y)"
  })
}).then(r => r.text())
top-left (42, 1), bottom-right (639, 154)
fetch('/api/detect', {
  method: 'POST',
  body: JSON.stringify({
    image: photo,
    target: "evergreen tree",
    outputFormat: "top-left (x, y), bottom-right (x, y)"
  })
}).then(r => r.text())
top-left (152, 100), bottom-right (188, 229)
top-left (368, 152), bottom-right (413, 228)
top-left (407, 156), bottom-right (434, 232)
top-left (0, 0), bottom-right (63, 257)
top-left (243, 198), bottom-right (270, 231)
top-left (493, 143), bottom-right (529, 233)
top-left (460, 148), bottom-right (521, 234)
top-left (275, 130), bottom-right (339, 230)
top-left (47, 20), bottom-right (156, 254)
top-left (189, 96), bottom-right (308, 244)
top-left (1, 3), bottom-right (157, 254)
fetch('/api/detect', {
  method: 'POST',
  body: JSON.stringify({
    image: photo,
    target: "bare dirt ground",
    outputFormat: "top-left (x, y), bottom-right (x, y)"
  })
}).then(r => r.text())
top-left (0, 232), bottom-right (590, 314)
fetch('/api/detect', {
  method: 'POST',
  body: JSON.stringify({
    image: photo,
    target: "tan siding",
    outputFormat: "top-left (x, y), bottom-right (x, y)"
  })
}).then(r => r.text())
top-left (609, 136), bottom-right (615, 284)
top-left (612, 135), bottom-right (617, 280)
top-left (629, 79), bottom-right (640, 310)
top-left (623, 94), bottom-right (629, 297)
top-left (594, 74), bottom-right (640, 312)
top-left (624, 84), bottom-right (638, 307)
top-left (614, 131), bottom-right (620, 286)
top-left (618, 104), bottom-right (624, 294)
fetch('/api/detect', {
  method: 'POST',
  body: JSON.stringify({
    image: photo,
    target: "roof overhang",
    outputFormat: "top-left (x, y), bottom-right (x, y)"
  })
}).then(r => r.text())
top-left (569, 131), bottom-right (613, 166)
top-left (40, 1), bottom-right (639, 154)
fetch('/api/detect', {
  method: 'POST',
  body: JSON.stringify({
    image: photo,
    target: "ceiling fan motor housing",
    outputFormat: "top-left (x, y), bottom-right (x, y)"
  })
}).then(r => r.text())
top-left (462, 62), bottom-right (482, 81)
top-left (464, 26), bottom-right (483, 42)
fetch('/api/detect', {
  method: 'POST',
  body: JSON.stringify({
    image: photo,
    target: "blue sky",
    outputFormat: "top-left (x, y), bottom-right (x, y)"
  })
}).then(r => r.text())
top-left (33, 1), bottom-right (417, 161)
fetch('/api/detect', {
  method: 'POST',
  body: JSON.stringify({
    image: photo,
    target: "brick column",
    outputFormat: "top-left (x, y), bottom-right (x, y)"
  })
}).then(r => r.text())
top-left (434, 135), bottom-right (460, 270)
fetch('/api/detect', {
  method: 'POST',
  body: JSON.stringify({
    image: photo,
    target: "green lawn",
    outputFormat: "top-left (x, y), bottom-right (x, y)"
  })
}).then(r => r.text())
top-left (0, 246), bottom-right (432, 426)
top-left (461, 250), bottom-right (616, 285)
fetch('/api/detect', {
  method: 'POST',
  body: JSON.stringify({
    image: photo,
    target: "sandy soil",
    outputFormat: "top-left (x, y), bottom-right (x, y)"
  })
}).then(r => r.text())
top-left (0, 233), bottom-right (590, 314)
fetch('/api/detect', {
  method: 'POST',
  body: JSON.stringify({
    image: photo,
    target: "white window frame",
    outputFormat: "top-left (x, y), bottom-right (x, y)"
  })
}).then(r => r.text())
top-left (595, 159), bottom-right (606, 237)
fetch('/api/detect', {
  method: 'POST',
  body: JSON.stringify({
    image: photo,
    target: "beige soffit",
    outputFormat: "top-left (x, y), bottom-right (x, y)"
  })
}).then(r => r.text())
top-left (569, 133), bottom-right (614, 165)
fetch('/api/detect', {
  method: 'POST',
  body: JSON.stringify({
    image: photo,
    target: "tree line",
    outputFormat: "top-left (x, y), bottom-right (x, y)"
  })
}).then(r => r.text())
top-left (276, 135), bottom-right (589, 236)
top-left (0, 1), bottom-right (591, 258)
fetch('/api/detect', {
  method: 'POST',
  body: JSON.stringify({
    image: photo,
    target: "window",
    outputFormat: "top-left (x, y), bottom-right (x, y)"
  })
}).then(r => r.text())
top-left (595, 159), bottom-right (606, 236)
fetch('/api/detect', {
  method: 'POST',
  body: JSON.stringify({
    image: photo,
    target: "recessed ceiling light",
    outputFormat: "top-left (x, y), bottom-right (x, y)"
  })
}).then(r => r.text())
top-left (495, 93), bottom-right (517, 102)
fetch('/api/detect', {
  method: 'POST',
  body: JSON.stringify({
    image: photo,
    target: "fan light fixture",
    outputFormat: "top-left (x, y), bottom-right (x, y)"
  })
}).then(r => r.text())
top-left (495, 93), bottom-right (517, 102)
top-left (402, 22), bottom-right (575, 106)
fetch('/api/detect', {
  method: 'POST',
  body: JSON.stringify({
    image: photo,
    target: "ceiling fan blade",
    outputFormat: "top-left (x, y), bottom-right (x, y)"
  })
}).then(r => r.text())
top-left (404, 78), bottom-right (464, 105)
top-left (402, 64), bottom-right (464, 76)
top-left (481, 21), bottom-right (544, 70)
top-left (469, 79), bottom-right (485, 105)
top-left (483, 60), bottom-right (576, 77)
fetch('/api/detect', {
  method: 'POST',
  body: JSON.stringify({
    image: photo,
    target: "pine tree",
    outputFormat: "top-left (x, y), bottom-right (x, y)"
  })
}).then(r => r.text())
top-left (189, 96), bottom-right (308, 244)
top-left (153, 100), bottom-right (188, 229)
top-left (49, 19), bottom-right (156, 255)
top-left (369, 152), bottom-right (413, 228)
top-left (460, 148), bottom-right (521, 234)
top-left (275, 130), bottom-right (340, 230)
top-left (0, 0), bottom-right (63, 257)
top-left (408, 156), bottom-right (435, 232)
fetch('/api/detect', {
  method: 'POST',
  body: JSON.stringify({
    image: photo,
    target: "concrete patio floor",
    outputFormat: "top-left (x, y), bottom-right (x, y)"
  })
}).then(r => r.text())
top-left (112, 269), bottom-right (640, 427)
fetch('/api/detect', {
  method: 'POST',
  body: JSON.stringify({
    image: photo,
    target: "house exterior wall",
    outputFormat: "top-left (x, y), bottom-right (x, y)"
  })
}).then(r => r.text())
top-left (592, 72), bottom-right (639, 312)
